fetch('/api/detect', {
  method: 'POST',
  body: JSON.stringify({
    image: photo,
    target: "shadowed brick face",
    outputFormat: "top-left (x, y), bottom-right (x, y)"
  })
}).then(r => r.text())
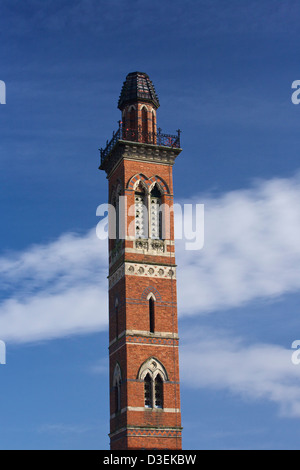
top-left (100, 72), bottom-right (182, 450)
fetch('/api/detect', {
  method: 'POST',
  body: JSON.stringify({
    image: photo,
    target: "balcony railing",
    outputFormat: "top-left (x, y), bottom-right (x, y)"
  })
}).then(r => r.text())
top-left (100, 123), bottom-right (181, 165)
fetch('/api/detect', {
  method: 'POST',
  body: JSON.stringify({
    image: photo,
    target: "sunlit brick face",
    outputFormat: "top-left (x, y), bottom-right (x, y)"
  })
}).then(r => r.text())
top-left (100, 72), bottom-right (182, 450)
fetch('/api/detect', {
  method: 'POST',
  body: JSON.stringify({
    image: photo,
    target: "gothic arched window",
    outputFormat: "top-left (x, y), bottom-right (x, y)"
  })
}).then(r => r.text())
top-left (154, 375), bottom-right (163, 408)
top-left (110, 182), bottom-right (123, 243)
top-left (138, 358), bottom-right (167, 409)
top-left (149, 296), bottom-right (155, 333)
top-left (135, 184), bottom-right (147, 239)
top-left (151, 111), bottom-right (156, 143)
top-left (141, 107), bottom-right (148, 142)
top-left (144, 373), bottom-right (152, 408)
top-left (113, 363), bottom-right (122, 414)
top-left (143, 372), bottom-right (164, 409)
top-left (129, 106), bottom-right (136, 140)
top-left (150, 184), bottom-right (162, 240)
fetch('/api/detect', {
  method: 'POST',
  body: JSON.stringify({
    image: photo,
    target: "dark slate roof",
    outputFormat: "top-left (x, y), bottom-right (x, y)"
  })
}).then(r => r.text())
top-left (118, 72), bottom-right (160, 110)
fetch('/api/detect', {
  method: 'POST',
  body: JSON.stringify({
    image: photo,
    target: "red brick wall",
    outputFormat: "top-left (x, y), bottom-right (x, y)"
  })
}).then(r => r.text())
top-left (108, 149), bottom-right (182, 450)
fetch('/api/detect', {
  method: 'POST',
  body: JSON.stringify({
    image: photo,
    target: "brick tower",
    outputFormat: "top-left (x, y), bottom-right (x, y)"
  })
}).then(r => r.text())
top-left (99, 72), bottom-right (182, 450)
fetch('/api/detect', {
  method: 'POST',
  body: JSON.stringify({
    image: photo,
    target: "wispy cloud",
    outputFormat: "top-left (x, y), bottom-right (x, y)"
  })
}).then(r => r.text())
top-left (0, 286), bottom-right (107, 343)
top-left (0, 230), bottom-right (108, 343)
top-left (181, 327), bottom-right (300, 418)
top-left (0, 230), bottom-right (106, 296)
top-left (176, 173), bottom-right (300, 315)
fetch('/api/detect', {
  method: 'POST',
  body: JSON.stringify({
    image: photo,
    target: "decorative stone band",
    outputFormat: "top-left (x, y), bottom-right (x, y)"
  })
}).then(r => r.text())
top-left (109, 329), bottom-right (179, 348)
top-left (109, 425), bottom-right (182, 439)
top-left (126, 336), bottom-right (179, 347)
top-left (110, 406), bottom-right (181, 419)
top-left (109, 261), bottom-right (176, 289)
top-left (109, 335), bottom-right (179, 356)
top-left (109, 239), bottom-right (175, 268)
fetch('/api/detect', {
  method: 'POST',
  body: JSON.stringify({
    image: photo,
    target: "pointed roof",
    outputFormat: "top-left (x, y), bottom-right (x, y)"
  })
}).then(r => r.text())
top-left (118, 72), bottom-right (160, 110)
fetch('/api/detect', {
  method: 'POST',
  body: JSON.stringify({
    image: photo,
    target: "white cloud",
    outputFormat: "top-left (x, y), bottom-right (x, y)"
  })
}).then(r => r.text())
top-left (0, 286), bottom-right (107, 343)
top-left (0, 230), bottom-right (108, 343)
top-left (181, 328), bottom-right (300, 418)
top-left (0, 230), bottom-right (107, 294)
top-left (176, 173), bottom-right (300, 315)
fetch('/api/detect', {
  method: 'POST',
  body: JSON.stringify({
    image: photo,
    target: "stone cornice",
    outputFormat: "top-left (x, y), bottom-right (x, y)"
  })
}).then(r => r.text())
top-left (99, 140), bottom-right (182, 177)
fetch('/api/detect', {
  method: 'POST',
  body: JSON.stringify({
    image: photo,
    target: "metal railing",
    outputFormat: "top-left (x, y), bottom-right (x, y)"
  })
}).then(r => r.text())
top-left (100, 123), bottom-right (181, 165)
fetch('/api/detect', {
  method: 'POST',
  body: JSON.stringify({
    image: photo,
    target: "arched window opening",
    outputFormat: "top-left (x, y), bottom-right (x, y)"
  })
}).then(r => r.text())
top-left (109, 189), bottom-right (116, 244)
top-left (135, 184), bottom-right (147, 239)
top-left (110, 185), bottom-right (122, 246)
top-left (141, 107), bottom-right (148, 142)
top-left (144, 373), bottom-right (152, 408)
top-left (154, 374), bottom-right (163, 408)
top-left (150, 184), bottom-right (162, 240)
top-left (151, 111), bottom-right (156, 144)
top-left (152, 111), bottom-right (156, 133)
top-left (113, 364), bottom-right (122, 414)
top-left (129, 107), bottom-right (136, 140)
top-left (149, 297), bottom-right (155, 333)
top-left (115, 185), bottom-right (122, 242)
top-left (139, 358), bottom-right (167, 410)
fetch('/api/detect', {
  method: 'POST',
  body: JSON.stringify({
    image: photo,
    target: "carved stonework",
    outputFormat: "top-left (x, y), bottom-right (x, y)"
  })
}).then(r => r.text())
top-left (134, 238), bottom-right (165, 253)
top-left (138, 357), bottom-right (168, 381)
top-left (109, 262), bottom-right (176, 289)
top-left (135, 240), bottom-right (149, 250)
top-left (150, 240), bottom-right (165, 252)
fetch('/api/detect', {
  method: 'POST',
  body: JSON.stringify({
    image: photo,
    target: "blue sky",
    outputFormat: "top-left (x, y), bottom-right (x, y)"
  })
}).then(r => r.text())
top-left (1, 0), bottom-right (300, 449)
